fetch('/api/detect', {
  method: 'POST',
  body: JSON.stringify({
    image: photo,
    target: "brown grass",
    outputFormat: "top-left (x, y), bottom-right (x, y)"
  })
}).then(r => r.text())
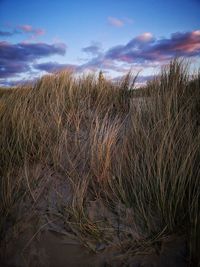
top-left (0, 60), bottom-right (199, 265)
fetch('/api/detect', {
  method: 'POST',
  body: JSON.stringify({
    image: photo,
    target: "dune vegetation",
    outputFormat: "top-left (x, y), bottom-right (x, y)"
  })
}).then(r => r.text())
top-left (0, 60), bottom-right (199, 266)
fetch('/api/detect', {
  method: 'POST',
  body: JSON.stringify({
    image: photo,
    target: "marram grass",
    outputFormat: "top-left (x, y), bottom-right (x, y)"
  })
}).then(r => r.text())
top-left (0, 60), bottom-right (199, 265)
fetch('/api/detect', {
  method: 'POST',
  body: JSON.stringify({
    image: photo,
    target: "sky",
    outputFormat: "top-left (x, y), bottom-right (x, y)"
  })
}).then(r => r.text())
top-left (0, 0), bottom-right (200, 86)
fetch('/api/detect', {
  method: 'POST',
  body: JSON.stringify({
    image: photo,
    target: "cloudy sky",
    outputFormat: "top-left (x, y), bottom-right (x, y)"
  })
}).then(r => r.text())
top-left (0, 0), bottom-right (200, 86)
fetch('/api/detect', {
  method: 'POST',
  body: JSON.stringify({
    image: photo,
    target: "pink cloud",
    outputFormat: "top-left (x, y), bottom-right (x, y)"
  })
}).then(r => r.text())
top-left (136, 32), bottom-right (154, 42)
top-left (34, 28), bottom-right (45, 36)
top-left (17, 24), bottom-right (45, 36)
top-left (172, 30), bottom-right (200, 53)
top-left (108, 17), bottom-right (124, 27)
top-left (106, 29), bottom-right (200, 63)
top-left (19, 24), bottom-right (33, 32)
top-left (108, 16), bottom-right (134, 28)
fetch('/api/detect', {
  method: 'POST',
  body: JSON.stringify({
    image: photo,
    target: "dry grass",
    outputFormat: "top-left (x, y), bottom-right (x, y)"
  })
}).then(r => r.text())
top-left (0, 60), bottom-right (199, 265)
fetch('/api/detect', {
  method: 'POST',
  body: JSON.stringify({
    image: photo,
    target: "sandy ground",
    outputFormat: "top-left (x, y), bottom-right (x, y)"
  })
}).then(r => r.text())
top-left (0, 164), bottom-right (188, 267)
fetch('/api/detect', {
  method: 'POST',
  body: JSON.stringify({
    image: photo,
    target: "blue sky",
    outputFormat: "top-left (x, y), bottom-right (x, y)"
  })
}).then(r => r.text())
top-left (0, 0), bottom-right (200, 85)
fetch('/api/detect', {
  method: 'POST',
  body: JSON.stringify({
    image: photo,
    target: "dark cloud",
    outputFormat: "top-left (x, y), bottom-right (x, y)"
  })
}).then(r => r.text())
top-left (82, 42), bottom-right (102, 56)
top-left (0, 41), bottom-right (66, 78)
top-left (105, 30), bottom-right (200, 63)
top-left (0, 30), bottom-right (14, 37)
top-left (0, 42), bottom-right (66, 61)
top-left (34, 62), bottom-right (77, 73)
top-left (0, 24), bottom-right (45, 38)
top-left (1, 29), bottom-right (200, 83)
top-left (0, 62), bottom-right (30, 78)
top-left (80, 56), bottom-right (104, 71)
top-left (34, 57), bottom-right (129, 75)
top-left (78, 30), bottom-right (200, 78)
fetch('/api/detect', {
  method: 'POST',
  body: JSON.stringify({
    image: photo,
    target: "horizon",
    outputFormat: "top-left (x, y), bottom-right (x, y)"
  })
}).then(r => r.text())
top-left (0, 0), bottom-right (200, 86)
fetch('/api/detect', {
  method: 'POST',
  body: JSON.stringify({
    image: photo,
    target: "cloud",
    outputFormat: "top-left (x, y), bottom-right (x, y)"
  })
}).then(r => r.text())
top-left (0, 30), bottom-right (15, 37)
top-left (79, 56), bottom-right (131, 73)
top-left (105, 30), bottom-right (200, 63)
top-left (136, 32), bottom-right (154, 42)
top-left (34, 62), bottom-right (77, 73)
top-left (1, 29), bottom-right (200, 84)
top-left (0, 41), bottom-right (66, 78)
top-left (0, 61), bottom-right (30, 78)
top-left (82, 42), bottom-right (102, 56)
top-left (36, 57), bottom-right (130, 75)
top-left (79, 30), bottom-right (200, 76)
top-left (108, 16), bottom-right (133, 28)
top-left (0, 24), bottom-right (45, 39)
top-left (17, 24), bottom-right (45, 36)
top-left (0, 41), bottom-right (66, 61)
top-left (108, 17), bottom-right (124, 27)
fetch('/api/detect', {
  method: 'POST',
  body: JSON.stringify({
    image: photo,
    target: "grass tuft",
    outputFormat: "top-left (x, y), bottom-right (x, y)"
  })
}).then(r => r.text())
top-left (0, 60), bottom-right (200, 265)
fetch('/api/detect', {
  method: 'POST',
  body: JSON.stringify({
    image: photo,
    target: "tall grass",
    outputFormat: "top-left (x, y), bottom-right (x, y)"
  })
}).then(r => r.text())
top-left (0, 60), bottom-right (199, 265)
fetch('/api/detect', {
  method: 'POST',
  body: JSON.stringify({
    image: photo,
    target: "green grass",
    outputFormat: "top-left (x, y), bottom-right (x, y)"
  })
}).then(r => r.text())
top-left (0, 60), bottom-right (199, 265)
